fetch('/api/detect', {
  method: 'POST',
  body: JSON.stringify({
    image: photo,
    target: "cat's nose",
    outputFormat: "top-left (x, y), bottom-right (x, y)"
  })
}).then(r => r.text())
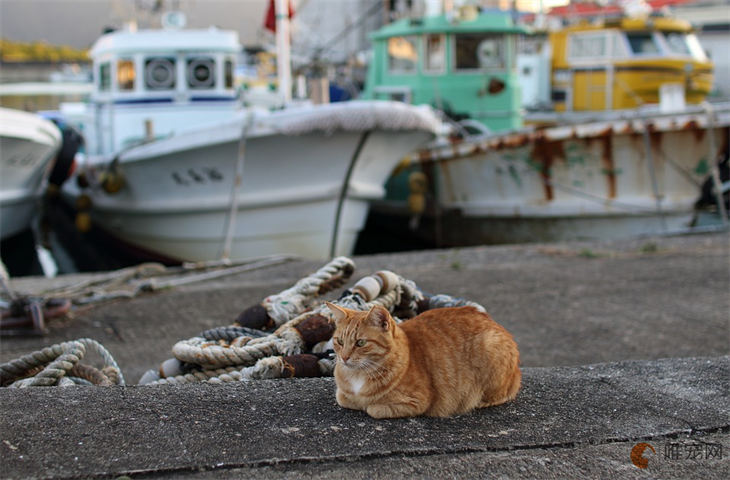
top-left (340, 353), bottom-right (350, 363)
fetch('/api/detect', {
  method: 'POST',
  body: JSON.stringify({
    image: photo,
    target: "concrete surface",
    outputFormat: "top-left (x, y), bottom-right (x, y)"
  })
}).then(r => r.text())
top-left (0, 357), bottom-right (727, 479)
top-left (0, 232), bottom-right (728, 478)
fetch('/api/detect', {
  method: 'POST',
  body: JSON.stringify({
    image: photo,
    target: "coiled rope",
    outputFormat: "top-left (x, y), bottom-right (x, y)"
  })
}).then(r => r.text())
top-left (0, 338), bottom-right (124, 387)
top-left (141, 266), bottom-right (479, 386)
top-left (262, 256), bottom-right (355, 327)
top-left (236, 256), bottom-right (355, 329)
top-left (2, 257), bottom-right (485, 387)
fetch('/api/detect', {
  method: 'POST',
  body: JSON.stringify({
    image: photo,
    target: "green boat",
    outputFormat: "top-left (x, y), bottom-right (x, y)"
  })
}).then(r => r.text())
top-left (362, 12), bottom-right (527, 133)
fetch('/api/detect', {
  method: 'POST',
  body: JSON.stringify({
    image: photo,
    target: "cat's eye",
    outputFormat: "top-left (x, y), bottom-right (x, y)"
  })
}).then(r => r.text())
top-left (355, 339), bottom-right (367, 347)
top-left (336, 337), bottom-right (344, 345)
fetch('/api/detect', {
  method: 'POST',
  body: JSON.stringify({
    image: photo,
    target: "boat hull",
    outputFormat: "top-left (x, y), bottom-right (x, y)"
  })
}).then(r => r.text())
top-left (0, 108), bottom-right (61, 240)
top-left (371, 104), bottom-right (730, 247)
top-left (65, 102), bottom-right (441, 261)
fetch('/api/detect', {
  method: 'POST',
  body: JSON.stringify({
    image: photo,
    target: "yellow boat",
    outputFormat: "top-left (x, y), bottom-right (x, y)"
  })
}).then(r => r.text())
top-left (549, 16), bottom-right (713, 112)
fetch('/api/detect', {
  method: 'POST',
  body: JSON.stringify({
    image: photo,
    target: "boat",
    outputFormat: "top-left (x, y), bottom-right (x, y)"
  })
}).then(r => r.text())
top-left (359, 6), bottom-right (729, 249)
top-left (58, 20), bottom-right (444, 262)
top-left (0, 107), bottom-right (62, 240)
top-left (362, 10), bottom-right (527, 132)
top-left (548, 16), bottom-right (713, 112)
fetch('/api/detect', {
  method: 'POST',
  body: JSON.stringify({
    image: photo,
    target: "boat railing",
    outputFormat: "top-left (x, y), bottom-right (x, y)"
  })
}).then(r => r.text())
top-left (526, 100), bottom-right (730, 126)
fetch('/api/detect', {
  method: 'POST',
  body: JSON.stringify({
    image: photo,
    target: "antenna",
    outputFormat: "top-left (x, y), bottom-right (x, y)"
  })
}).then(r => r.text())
top-left (161, 11), bottom-right (187, 30)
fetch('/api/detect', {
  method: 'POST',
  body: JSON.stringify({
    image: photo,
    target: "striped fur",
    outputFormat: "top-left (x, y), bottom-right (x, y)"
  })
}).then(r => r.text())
top-left (327, 302), bottom-right (521, 418)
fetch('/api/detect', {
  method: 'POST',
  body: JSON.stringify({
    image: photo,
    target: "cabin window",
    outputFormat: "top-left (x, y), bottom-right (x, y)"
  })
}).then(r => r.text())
top-left (99, 62), bottom-right (111, 91)
top-left (611, 32), bottom-right (629, 58)
top-left (387, 36), bottom-right (418, 74)
top-left (187, 57), bottom-right (216, 89)
top-left (627, 32), bottom-right (660, 55)
top-left (684, 33), bottom-right (709, 61)
top-left (663, 32), bottom-right (707, 60)
top-left (424, 34), bottom-right (445, 73)
top-left (663, 32), bottom-right (691, 55)
top-left (568, 33), bottom-right (607, 60)
top-left (224, 59), bottom-right (234, 88)
top-left (454, 34), bottom-right (504, 70)
top-left (145, 57), bottom-right (176, 90)
top-left (117, 59), bottom-right (135, 91)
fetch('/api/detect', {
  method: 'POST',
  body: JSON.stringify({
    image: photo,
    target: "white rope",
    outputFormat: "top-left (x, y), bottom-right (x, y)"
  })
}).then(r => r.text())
top-left (172, 335), bottom-right (299, 369)
top-left (262, 256), bottom-right (355, 326)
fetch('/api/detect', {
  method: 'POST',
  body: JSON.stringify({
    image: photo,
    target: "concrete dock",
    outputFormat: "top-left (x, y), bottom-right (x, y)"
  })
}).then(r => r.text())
top-left (1, 232), bottom-right (728, 479)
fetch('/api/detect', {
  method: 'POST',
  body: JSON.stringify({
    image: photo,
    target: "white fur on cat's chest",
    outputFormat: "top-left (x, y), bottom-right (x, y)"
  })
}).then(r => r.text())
top-left (345, 374), bottom-right (366, 395)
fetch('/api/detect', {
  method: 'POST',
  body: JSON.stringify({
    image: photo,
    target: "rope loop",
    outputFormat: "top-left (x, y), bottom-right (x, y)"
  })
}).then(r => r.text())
top-left (261, 256), bottom-right (356, 327)
top-left (0, 338), bottom-right (124, 387)
top-left (4, 257), bottom-right (488, 387)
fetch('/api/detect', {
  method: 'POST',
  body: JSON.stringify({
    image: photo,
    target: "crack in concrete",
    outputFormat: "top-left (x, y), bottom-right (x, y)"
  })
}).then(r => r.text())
top-left (76, 425), bottom-right (729, 480)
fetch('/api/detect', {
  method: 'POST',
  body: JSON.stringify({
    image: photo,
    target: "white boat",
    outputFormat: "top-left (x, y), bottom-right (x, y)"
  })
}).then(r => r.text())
top-left (60, 24), bottom-right (443, 262)
top-left (0, 108), bottom-right (62, 240)
top-left (393, 103), bottom-right (730, 245)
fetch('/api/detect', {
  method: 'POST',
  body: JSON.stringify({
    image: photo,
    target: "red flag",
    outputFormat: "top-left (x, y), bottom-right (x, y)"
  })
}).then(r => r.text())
top-left (264, 0), bottom-right (294, 33)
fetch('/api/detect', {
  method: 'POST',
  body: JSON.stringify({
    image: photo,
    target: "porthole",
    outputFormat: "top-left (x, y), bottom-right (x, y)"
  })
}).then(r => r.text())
top-left (145, 57), bottom-right (176, 90)
top-left (187, 58), bottom-right (216, 89)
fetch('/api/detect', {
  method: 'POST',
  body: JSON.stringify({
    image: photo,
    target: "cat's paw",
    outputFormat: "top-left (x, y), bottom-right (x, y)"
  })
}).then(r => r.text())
top-left (367, 403), bottom-right (421, 419)
top-left (366, 404), bottom-right (396, 419)
top-left (336, 390), bottom-right (361, 410)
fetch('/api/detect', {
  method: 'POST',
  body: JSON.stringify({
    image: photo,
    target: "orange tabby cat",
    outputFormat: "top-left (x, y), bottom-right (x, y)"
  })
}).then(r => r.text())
top-left (326, 302), bottom-right (521, 418)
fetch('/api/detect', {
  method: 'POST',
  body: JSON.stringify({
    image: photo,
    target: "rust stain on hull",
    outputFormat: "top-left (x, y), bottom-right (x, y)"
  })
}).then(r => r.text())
top-left (682, 119), bottom-right (707, 143)
top-left (531, 138), bottom-right (565, 201)
top-left (598, 129), bottom-right (617, 199)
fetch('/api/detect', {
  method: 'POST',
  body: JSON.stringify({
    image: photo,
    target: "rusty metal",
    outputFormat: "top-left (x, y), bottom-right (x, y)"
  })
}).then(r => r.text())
top-left (530, 138), bottom-right (565, 201)
top-left (598, 128), bottom-right (617, 199)
top-left (413, 103), bottom-right (730, 164)
top-left (1, 299), bottom-right (46, 336)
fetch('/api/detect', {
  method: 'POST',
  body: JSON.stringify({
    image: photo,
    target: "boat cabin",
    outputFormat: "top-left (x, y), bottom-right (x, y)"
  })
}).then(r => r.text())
top-left (64, 26), bottom-right (241, 156)
top-left (549, 16), bottom-right (713, 112)
top-left (363, 12), bottom-right (527, 133)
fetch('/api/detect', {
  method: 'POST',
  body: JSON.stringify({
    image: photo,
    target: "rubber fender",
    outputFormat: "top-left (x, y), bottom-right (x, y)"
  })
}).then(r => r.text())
top-left (100, 170), bottom-right (125, 194)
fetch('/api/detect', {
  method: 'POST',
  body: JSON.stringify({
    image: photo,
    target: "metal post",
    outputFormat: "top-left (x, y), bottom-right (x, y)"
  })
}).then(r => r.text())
top-left (275, 0), bottom-right (292, 104)
top-left (221, 111), bottom-right (254, 261)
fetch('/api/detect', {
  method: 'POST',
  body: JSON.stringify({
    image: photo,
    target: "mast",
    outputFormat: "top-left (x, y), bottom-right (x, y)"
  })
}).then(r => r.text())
top-left (275, 0), bottom-right (292, 103)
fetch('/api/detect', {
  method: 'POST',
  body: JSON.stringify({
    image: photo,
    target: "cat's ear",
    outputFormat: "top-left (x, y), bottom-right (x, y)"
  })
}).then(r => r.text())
top-left (367, 305), bottom-right (392, 331)
top-left (325, 301), bottom-right (347, 324)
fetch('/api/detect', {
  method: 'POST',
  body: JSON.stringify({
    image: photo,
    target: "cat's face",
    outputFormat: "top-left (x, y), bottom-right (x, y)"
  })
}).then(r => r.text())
top-left (326, 302), bottom-right (394, 370)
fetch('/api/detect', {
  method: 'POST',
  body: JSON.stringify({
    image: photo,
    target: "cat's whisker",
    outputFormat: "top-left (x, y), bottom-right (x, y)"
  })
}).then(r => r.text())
top-left (361, 359), bottom-right (387, 382)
